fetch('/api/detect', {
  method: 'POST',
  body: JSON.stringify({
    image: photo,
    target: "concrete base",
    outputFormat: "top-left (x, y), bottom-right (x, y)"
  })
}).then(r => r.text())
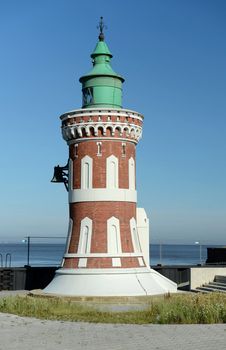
top-left (43, 267), bottom-right (177, 296)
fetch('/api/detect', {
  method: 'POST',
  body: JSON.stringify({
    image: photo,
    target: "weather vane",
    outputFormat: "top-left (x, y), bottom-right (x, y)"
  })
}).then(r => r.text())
top-left (97, 16), bottom-right (107, 41)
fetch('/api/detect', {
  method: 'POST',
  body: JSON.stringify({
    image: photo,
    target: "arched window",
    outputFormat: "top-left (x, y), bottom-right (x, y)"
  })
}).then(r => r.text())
top-left (77, 217), bottom-right (92, 254)
top-left (81, 226), bottom-right (89, 253)
top-left (107, 217), bottom-right (121, 253)
top-left (130, 217), bottom-right (141, 252)
top-left (84, 163), bottom-right (89, 187)
top-left (81, 156), bottom-right (93, 189)
top-left (107, 216), bottom-right (121, 266)
top-left (109, 225), bottom-right (118, 253)
top-left (106, 155), bottom-right (118, 188)
top-left (129, 157), bottom-right (135, 190)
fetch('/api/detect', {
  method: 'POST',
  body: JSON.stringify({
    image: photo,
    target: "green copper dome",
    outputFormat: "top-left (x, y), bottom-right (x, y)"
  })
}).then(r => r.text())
top-left (79, 25), bottom-right (124, 109)
top-left (91, 40), bottom-right (112, 58)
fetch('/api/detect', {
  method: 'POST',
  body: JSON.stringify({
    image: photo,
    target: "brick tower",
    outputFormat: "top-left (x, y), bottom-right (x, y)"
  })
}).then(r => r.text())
top-left (44, 19), bottom-right (177, 296)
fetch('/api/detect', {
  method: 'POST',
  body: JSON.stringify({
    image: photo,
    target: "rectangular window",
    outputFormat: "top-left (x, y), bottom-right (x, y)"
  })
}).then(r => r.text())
top-left (97, 142), bottom-right (102, 156)
top-left (122, 143), bottom-right (126, 157)
top-left (75, 144), bottom-right (78, 158)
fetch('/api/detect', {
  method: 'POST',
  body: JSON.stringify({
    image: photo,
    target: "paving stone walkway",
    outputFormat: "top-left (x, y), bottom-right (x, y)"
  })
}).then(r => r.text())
top-left (0, 291), bottom-right (225, 349)
top-left (0, 312), bottom-right (225, 350)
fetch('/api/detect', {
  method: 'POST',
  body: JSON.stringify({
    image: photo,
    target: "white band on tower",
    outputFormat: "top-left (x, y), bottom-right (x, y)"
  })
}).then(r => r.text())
top-left (69, 188), bottom-right (137, 203)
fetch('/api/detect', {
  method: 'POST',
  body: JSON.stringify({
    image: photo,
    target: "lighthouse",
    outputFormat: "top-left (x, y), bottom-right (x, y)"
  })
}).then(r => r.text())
top-left (44, 18), bottom-right (177, 296)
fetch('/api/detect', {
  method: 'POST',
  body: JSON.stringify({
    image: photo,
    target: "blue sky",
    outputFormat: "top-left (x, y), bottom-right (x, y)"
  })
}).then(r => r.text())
top-left (0, 0), bottom-right (225, 244)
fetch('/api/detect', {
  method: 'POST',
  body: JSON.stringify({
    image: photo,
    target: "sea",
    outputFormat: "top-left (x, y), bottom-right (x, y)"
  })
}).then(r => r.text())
top-left (0, 241), bottom-right (223, 267)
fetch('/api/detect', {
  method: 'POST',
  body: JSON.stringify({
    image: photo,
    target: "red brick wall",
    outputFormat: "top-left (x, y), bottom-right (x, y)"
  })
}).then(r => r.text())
top-left (87, 257), bottom-right (112, 268)
top-left (62, 112), bottom-right (143, 270)
top-left (70, 140), bottom-right (136, 189)
top-left (121, 257), bottom-right (140, 268)
top-left (63, 258), bottom-right (79, 269)
top-left (63, 257), bottom-right (141, 269)
top-left (67, 201), bottom-right (136, 254)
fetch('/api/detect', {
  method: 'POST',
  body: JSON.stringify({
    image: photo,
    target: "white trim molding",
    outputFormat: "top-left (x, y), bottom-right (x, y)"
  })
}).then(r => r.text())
top-left (69, 188), bottom-right (137, 203)
top-left (129, 157), bottom-right (135, 190)
top-left (78, 258), bottom-right (87, 268)
top-left (77, 217), bottom-right (92, 254)
top-left (138, 257), bottom-right (145, 266)
top-left (62, 122), bottom-right (142, 143)
top-left (136, 208), bottom-right (150, 267)
top-left (68, 137), bottom-right (139, 146)
top-left (60, 107), bottom-right (144, 122)
top-left (130, 217), bottom-right (141, 253)
top-left (64, 252), bottom-right (143, 258)
top-left (55, 267), bottom-right (152, 275)
top-left (60, 108), bottom-right (143, 144)
top-left (112, 258), bottom-right (121, 267)
top-left (64, 218), bottom-right (73, 256)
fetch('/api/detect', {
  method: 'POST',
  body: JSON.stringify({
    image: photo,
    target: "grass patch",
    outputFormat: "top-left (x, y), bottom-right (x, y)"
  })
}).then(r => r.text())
top-left (0, 293), bottom-right (226, 324)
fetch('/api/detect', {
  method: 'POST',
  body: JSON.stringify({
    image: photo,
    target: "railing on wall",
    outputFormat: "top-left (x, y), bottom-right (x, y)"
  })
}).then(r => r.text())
top-left (150, 243), bottom-right (225, 266)
top-left (5, 253), bottom-right (12, 267)
top-left (24, 236), bottom-right (66, 267)
top-left (0, 253), bottom-right (12, 268)
top-left (0, 238), bottom-right (224, 267)
top-left (25, 240), bottom-right (224, 267)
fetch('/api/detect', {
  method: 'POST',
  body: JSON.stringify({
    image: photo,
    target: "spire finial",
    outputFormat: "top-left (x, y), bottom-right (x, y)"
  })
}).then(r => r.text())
top-left (97, 16), bottom-right (107, 41)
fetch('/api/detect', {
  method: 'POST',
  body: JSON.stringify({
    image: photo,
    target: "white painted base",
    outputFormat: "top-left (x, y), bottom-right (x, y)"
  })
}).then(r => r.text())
top-left (43, 267), bottom-right (177, 297)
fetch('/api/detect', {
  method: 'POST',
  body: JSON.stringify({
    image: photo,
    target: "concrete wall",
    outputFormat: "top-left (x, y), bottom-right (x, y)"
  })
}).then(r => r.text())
top-left (153, 266), bottom-right (190, 290)
top-left (0, 267), bottom-right (58, 291)
top-left (0, 268), bottom-right (26, 291)
top-left (2, 266), bottom-right (226, 292)
top-left (190, 267), bottom-right (226, 289)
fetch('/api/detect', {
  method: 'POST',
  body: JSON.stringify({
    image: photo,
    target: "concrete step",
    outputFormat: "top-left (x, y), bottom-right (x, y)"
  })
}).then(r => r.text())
top-left (210, 281), bottom-right (226, 287)
top-left (195, 285), bottom-right (226, 293)
top-left (192, 288), bottom-right (210, 293)
top-left (195, 286), bottom-right (217, 292)
top-left (203, 285), bottom-right (226, 292)
top-left (215, 275), bottom-right (226, 283)
top-left (208, 282), bottom-right (226, 290)
top-left (192, 275), bottom-right (226, 294)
